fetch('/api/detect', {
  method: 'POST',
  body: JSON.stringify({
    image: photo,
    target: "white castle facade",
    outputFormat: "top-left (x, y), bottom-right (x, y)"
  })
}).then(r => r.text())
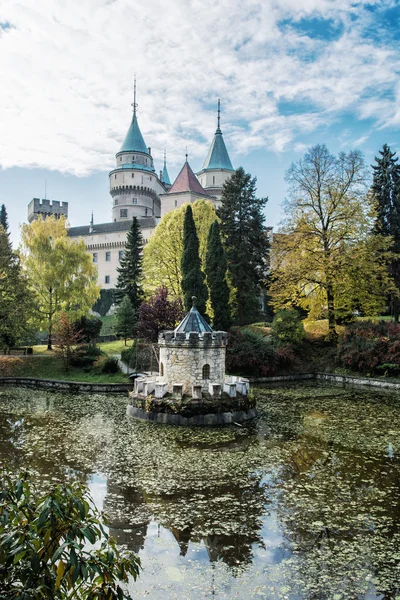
top-left (60, 95), bottom-right (236, 290)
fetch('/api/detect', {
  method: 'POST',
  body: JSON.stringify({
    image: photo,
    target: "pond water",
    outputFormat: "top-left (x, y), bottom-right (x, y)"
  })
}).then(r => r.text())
top-left (1, 383), bottom-right (400, 599)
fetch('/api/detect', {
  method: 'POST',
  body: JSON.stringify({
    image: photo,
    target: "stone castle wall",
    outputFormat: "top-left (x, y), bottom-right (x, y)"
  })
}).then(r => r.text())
top-left (159, 332), bottom-right (227, 393)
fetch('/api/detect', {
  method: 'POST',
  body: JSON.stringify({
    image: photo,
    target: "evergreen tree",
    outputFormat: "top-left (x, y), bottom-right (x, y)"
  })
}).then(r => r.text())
top-left (205, 220), bottom-right (231, 330)
top-left (371, 144), bottom-right (400, 321)
top-left (181, 205), bottom-right (208, 315)
top-left (115, 217), bottom-right (144, 313)
top-left (0, 204), bottom-right (9, 233)
top-left (217, 167), bottom-right (269, 325)
top-left (116, 295), bottom-right (136, 345)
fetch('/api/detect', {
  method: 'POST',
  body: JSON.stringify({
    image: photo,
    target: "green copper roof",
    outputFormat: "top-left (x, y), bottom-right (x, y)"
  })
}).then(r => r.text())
top-left (162, 163), bottom-right (171, 186)
top-left (120, 114), bottom-right (149, 154)
top-left (175, 305), bottom-right (213, 334)
top-left (202, 129), bottom-right (234, 171)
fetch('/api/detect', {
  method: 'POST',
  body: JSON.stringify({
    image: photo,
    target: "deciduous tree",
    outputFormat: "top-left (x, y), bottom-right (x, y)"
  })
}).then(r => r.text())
top-left (371, 144), bottom-right (400, 321)
top-left (138, 286), bottom-right (184, 342)
top-left (218, 167), bottom-right (269, 325)
top-left (270, 145), bottom-right (394, 340)
top-left (205, 220), bottom-right (231, 330)
top-left (21, 216), bottom-right (100, 350)
top-left (115, 217), bottom-right (144, 313)
top-left (143, 200), bottom-right (217, 300)
top-left (181, 205), bottom-right (208, 315)
top-left (54, 312), bottom-right (83, 370)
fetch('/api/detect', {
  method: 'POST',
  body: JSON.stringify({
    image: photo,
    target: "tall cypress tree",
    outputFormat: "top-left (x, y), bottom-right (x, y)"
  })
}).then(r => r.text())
top-left (217, 167), bottom-right (269, 325)
top-left (181, 205), bottom-right (208, 315)
top-left (372, 144), bottom-right (400, 321)
top-left (205, 220), bottom-right (231, 331)
top-left (115, 217), bottom-right (144, 314)
top-left (0, 204), bottom-right (9, 232)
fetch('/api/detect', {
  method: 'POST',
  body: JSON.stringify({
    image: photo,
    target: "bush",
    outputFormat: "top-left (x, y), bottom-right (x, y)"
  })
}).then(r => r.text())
top-left (73, 315), bottom-right (102, 343)
top-left (337, 320), bottom-right (400, 375)
top-left (226, 328), bottom-right (290, 377)
top-left (0, 469), bottom-right (140, 598)
top-left (92, 289), bottom-right (115, 317)
top-left (69, 343), bottom-right (102, 369)
top-left (271, 309), bottom-right (305, 346)
top-left (94, 356), bottom-right (120, 374)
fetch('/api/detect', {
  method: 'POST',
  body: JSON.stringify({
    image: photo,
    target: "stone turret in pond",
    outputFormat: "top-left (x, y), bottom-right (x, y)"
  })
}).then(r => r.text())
top-left (127, 298), bottom-right (256, 426)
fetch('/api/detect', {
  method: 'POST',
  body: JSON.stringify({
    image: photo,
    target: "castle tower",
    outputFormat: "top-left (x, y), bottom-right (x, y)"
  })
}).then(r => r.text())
top-left (160, 155), bottom-right (215, 216)
top-left (196, 100), bottom-right (235, 207)
top-left (109, 81), bottom-right (166, 222)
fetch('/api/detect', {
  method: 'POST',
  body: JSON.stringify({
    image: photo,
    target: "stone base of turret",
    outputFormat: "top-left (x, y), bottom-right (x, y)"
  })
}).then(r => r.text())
top-left (126, 403), bottom-right (258, 427)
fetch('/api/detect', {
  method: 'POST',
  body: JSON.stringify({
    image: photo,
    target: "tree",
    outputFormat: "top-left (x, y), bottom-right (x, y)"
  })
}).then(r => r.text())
top-left (54, 312), bottom-right (83, 370)
top-left (0, 204), bottom-right (9, 233)
top-left (270, 145), bottom-right (394, 340)
top-left (371, 144), bottom-right (400, 321)
top-left (205, 220), bottom-right (232, 330)
top-left (0, 469), bottom-right (140, 598)
top-left (217, 167), bottom-right (269, 325)
top-left (0, 226), bottom-right (33, 349)
top-left (143, 200), bottom-right (217, 300)
top-left (73, 315), bottom-right (102, 343)
top-left (21, 216), bottom-right (100, 350)
top-left (181, 205), bottom-right (208, 315)
top-left (115, 217), bottom-right (144, 313)
top-left (116, 295), bottom-right (136, 344)
top-left (138, 286), bottom-right (184, 342)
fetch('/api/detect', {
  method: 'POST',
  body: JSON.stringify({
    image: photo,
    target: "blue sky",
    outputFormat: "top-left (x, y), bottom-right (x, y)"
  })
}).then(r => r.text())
top-left (1, 0), bottom-right (400, 246)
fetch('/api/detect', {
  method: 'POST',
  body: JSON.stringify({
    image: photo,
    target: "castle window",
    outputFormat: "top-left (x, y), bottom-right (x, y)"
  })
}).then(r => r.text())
top-left (115, 199), bottom-right (118, 205)
top-left (160, 362), bottom-right (164, 377)
top-left (115, 174), bottom-right (117, 179)
top-left (202, 364), bottom-right (210, 379)
top-left (105, 251), bottom-right (111, 261)
top-left (145, 208), bottom-right (148, 216)
top-left (132, 156), bottom-right (135, 161)
top-left (105, 275), bottom-right (110, 284)
top-left (93, 253), bottom-right (97, 263)
top-left (150, 176), bottom-right (152, 181)
top-left (119, 250), bottom-right (124, 260)
top-left (213, 176), bottom-right (215, 184)
top-left (132, 198), bottom-right (137, 204)
top-left (120, 156), bottom-right (122, 162)
top-left (132, 173), bottom-right (134, 178)
top-left (175, 200), bottom-right (177, 207)
top-left (120, 209), bottom-right (128, 218)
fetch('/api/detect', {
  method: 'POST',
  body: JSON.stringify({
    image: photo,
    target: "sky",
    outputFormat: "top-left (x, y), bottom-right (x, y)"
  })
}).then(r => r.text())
top-left (1, 0), bottom-right (400, 246)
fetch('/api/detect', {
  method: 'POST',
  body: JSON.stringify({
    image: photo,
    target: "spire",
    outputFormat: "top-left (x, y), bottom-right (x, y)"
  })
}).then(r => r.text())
top-left (201, 100), bottom-right (234, 172)
top-left (120, 79), bottom-right (149, 154)
top-left (169, 160), bottom-right (209, 195)
top-left (162, 149), bottom-right (171, 186)
top-left (90, 210), bottom-right (94, 226)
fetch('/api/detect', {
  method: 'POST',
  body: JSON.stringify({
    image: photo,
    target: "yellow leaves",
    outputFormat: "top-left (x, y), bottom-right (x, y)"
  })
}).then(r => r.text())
top-left (55, 560), bottom-right (65, 589)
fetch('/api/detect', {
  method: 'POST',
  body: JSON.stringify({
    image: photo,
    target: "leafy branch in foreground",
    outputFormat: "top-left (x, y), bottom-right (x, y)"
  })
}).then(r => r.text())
top-left (0, 470), bottom-right (140, 599)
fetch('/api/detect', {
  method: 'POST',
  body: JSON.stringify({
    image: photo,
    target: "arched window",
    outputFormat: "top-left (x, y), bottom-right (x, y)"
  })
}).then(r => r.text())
top-left (160, 363), bottom-right (164, 377)
top-left (202, 364), bottom-right (210, 379)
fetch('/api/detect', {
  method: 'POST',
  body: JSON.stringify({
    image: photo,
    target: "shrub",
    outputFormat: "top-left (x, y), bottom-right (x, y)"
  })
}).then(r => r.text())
top-left (0, 357), bottom-right (24, 376)
top-left (337, 320), bottom-right (400, 375)
top-left (271, 309), bottom-right (305, 346)
top-left (226, 329), bottom-right (284, 377)
top-left (94, 356), bottom-right (120, 374)
top-left (69, 343), bottom-right (102, 369)
top-left (73, 315), bottom-right (102, 343)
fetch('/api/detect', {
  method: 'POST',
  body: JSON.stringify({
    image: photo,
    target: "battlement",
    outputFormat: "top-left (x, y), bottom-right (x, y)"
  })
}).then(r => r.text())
top-left (159, 330), bottom-right (228, 346)
top-left (28, 198), bottom-right (69, 223)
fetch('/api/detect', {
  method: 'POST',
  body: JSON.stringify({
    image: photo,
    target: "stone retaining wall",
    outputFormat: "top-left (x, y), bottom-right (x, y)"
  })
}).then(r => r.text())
top-left (126, 404), bottom-right (258, 426)
top-left (0, 377), bottom-right (132, 393)
top-left (250, 372), bottom-right (400, 390)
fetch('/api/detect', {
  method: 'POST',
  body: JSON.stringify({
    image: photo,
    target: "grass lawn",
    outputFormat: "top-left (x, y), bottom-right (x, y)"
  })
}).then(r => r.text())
top-left (98, 339), bottom-right (133, 355)
top-left (0, 355), bottom-right (129, 383)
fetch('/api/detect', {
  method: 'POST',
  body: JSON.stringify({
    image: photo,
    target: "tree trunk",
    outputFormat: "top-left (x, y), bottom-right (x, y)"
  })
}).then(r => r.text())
top-left (47, 327), bottom-right (52, 351)
top-left (326, 285), bottom-right (338, 343)
top-left (393, 295), bottom-right (399, 323)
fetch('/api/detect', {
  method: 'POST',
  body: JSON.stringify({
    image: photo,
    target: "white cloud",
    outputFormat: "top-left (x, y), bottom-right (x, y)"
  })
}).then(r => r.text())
top-left (0, 0), bottom-right (399, 175)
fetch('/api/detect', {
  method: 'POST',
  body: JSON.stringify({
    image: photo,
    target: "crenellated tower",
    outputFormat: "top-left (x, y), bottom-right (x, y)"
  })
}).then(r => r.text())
top-left (109, 81), bottom-right (166, 222)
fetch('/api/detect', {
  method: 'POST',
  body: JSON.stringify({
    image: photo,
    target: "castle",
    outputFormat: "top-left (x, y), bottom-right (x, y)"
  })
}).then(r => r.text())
top-left (27, 89), bottom-right (235, 290)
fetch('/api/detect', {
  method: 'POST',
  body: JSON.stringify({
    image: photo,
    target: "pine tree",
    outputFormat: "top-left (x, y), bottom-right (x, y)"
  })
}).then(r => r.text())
top-left (115, 217), bottom-right (144, 313)
top-left (0, 204), bottom-right (9, 233)
top-left (181, 205), bottom-right (208, 315)
top-left (205, 221), bottom-right (231, 331)
top-left (116, 295), bottom-right (136, 345)
top-left (217, 167), bottom-right (269, 326)
top-left (372, 144), bottom-right (400, 321)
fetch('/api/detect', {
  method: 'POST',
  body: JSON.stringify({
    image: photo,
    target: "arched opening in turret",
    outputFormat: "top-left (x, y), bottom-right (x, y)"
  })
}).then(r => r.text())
top-left (160, 363), bottom-right (164, 377)
top-left (202, 364), bottom-right (210, 379)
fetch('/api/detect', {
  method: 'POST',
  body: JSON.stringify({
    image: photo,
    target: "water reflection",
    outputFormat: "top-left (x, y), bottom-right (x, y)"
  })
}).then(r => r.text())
top-left (0, 384), bottom-right (400, 598)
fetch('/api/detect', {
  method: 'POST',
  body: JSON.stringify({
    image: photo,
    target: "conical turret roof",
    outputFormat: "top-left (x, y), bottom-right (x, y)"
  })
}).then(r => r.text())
top-left (162, 152), bottom-right (171, 186)
top-left (169, 159), bottom-right (208, 195)
top-left (175, 305), bottom-right (213, 334)
top-left (201, 100), bottom-right (234, 171)
top-left (120, 114), bottom-right (148, 154)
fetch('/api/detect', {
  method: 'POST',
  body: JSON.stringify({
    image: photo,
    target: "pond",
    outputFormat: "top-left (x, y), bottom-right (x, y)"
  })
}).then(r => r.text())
top-left (1, 382), bottom-right (400, 599)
